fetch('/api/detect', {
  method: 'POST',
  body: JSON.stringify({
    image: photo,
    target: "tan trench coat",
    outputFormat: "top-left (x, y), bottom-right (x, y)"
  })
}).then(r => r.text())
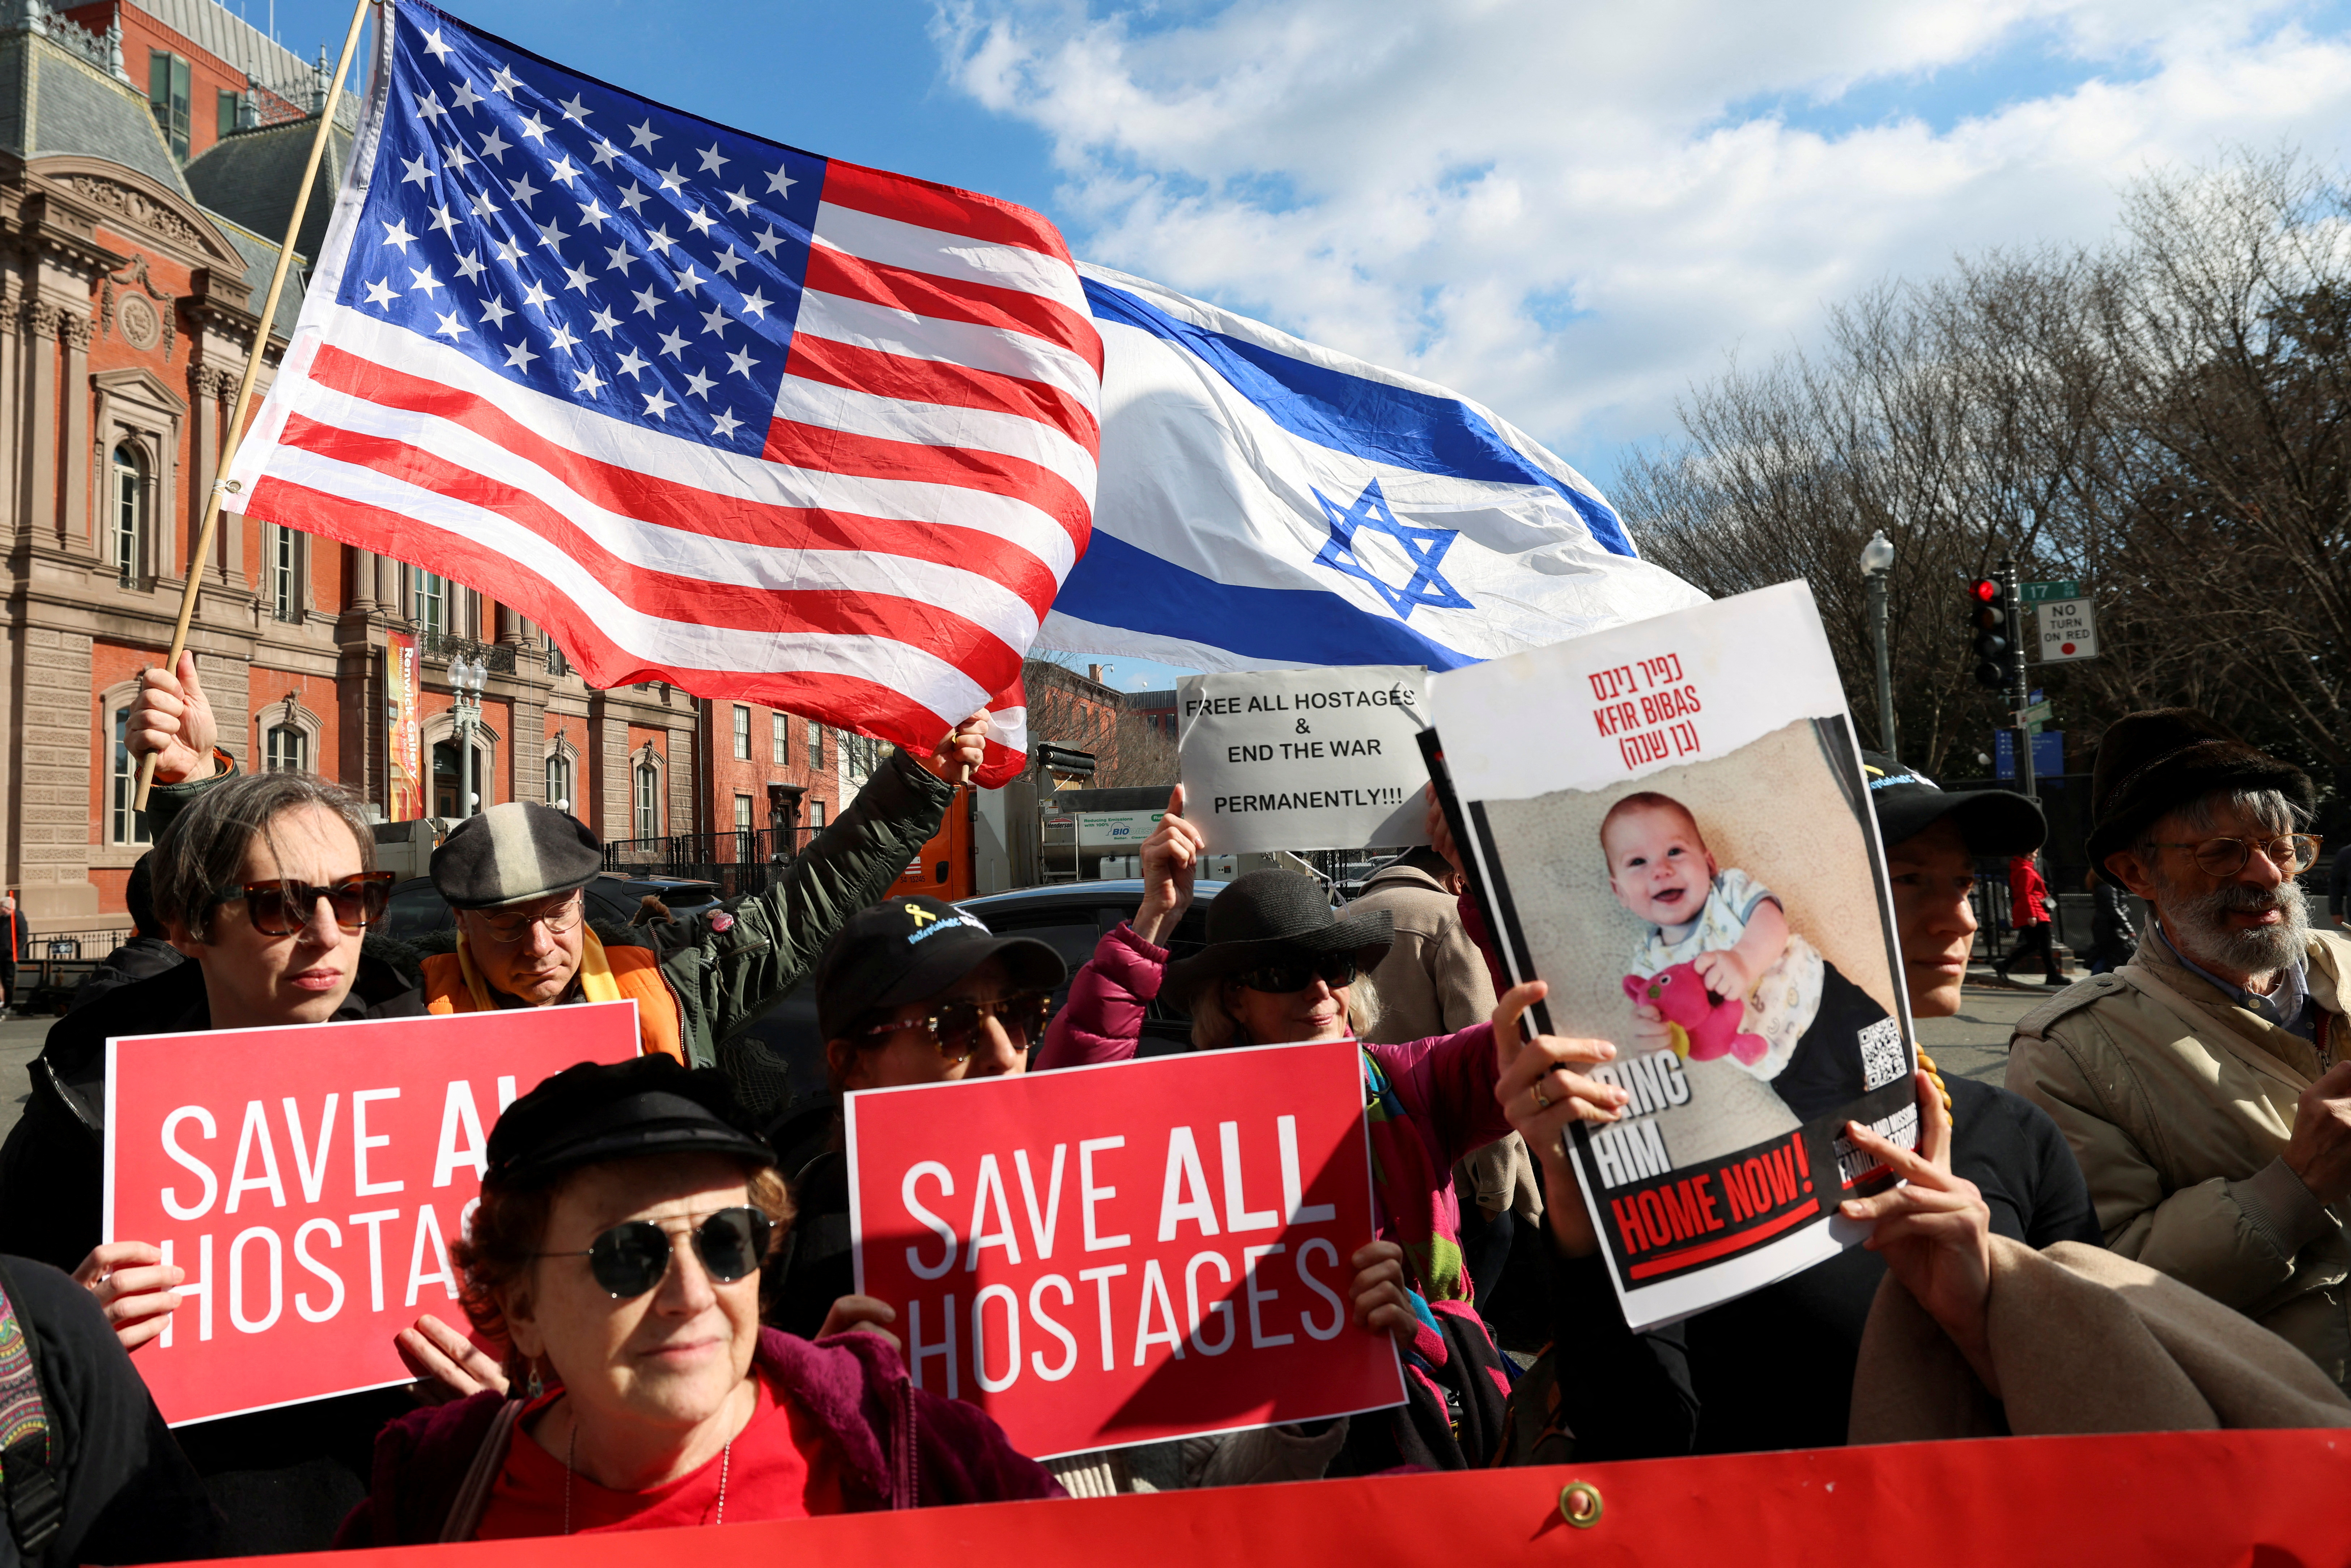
top-left (2005, 929), bottom-right (2350, 1389)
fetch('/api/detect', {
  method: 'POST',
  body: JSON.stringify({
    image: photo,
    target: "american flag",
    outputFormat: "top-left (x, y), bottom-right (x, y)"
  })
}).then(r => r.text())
top-left (223, 0), bottom-right (1101, 785)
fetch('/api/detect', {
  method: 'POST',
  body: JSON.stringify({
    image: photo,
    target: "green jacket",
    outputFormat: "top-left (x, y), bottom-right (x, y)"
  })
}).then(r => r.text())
top-left (144, 747), bottom-right (956, 1099)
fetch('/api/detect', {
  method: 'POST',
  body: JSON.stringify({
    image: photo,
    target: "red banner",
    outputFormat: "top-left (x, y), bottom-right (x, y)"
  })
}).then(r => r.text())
top-left (104, 1003), bottom-right (639, 1425)
top-left (846, 1039), bottom-right (1402, 1458)
top-left (178, 1428), bottom-right (2350, 1567)
top-left (386, 629), bottom-right (422, 822)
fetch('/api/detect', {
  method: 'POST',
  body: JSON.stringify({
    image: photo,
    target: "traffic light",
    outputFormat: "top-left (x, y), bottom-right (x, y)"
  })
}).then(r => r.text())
top-left (1967, 578), bottom-right (2015, 690)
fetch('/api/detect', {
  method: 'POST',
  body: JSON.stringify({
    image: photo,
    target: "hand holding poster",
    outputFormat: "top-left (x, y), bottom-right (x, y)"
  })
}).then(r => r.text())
top-left (1176, 666), bottom-right (1432, 853)
top-left (1431, 582), bottom-right (1917, 1329)
top-left (104, 1003), bottom-right (639, 1424)
top-left (847, 1040), bottom-right (1402, 1459)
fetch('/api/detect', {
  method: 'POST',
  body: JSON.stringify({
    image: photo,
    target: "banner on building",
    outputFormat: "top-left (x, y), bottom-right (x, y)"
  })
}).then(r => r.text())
top-left (1176, 666), bottom-right (1432, 854)
top-left (103, 1003), bottom-right (639, 1425)
top-left (1432, 581), bottom-right (1918, 1331)
top-left (385, 629), bottom-right (422, 822)
top-left (846, 1039), bottom-right (1402, 1459)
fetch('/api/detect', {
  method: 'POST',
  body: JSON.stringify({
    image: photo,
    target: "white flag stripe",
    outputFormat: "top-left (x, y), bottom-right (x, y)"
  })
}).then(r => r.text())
top-left (280, 313), bottom-right (1084, 579)
top-left (767, 368), bottom-right (1097, 499)
top-left (263, 429), bottom-right (1044, 653)
top-left (812, 201), bottom-right (1089, 315)
top-left (794, 288), bottom-right (1102, 415)
top-left (269, 446), bottom-right (1008, 721)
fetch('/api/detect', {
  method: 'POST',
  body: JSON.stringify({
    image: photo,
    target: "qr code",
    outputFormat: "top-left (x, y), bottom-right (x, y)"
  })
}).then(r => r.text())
top-left (1858, 1017), bottom-right (1906, 1090)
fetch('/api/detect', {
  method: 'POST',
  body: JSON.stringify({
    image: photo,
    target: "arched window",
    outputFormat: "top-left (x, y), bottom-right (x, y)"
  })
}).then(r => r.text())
top-left (634, 757), bottom-right (661, 839)
top-left (111, 444), bottom-right (144, 585)
top-left (265, 723), bottom-right (307, 772)
top-left (545, 751), bottom-right (574, 813)
top-left (110, 706), bottom-right (151, 846)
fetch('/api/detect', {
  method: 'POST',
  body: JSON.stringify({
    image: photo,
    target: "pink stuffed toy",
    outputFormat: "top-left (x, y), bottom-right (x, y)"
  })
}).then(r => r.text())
top-left (1623, 963), bottom-right (1769, 1065)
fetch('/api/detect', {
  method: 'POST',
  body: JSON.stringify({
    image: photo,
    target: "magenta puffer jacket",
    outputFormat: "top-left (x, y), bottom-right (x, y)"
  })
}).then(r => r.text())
top-left (336, 1329), bottom-right (1063, 1546)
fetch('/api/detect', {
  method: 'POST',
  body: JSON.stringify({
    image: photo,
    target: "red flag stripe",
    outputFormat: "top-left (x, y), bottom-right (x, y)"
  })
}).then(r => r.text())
top-left (271, 422), bottom-right (1044, 660)
top-left (302, 345), bottom-right (1080, 579)
top-left (793, 288), bottom-right (1098, 413)
top-left (757, 419), bottom-right (1089, 551)
top-left (782, 332), bottom-right (1099, 454)
top-left (242, 474), bottom-right (1029, 716)
top-left (804, 243), bottom-right (1104, 375)
top-left (766, 361), bottom-right (1096, 500)
top-left (819, 158), bottom-right (1079, 267)
top-left (810, 200), bottom-right (1088, 317)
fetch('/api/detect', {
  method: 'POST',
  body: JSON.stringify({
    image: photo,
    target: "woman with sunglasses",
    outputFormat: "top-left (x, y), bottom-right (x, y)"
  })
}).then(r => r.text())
top-left (339, 1057), bottom-right (1059, 1544)
top-left (0, 769), bottom-right (424, 1554)
top-left (1033, 786), bottom-right (1533, 1474)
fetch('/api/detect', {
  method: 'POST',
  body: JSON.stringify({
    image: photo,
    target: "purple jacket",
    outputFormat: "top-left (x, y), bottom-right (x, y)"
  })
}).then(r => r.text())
top-left (336, 1329), bottom-right (1063, 1546)
top-left (1037, 923), bottom-right (1512, 1291)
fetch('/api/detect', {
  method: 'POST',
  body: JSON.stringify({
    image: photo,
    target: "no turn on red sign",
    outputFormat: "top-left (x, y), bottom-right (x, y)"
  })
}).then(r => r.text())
top-left (2036, 597), bottom-right (2098, 662)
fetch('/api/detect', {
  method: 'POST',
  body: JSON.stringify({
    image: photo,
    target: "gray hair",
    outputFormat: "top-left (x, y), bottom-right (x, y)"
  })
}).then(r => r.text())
top-left (2130, 787), bottom-right (2306, 867)
top-left (1190, 970), bottom-right (1381, 1051)
top-left (150, 771), bottom-right (376, 943)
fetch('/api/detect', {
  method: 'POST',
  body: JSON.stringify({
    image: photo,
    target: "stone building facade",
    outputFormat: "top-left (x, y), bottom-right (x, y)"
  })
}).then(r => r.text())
top-left (0, 0), bottom-right (705, 944)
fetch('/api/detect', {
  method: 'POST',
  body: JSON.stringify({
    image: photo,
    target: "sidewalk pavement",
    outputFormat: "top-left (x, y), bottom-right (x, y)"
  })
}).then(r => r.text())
top-left (1921, 963), bottom-right (2080, 1089)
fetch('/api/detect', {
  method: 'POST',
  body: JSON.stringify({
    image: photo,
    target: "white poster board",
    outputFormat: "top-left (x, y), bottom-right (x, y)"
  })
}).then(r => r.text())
top-left (2037, 597), bottom-right (2098, 662)
top-left (1430, 581), bottom-right (1917, 1330)
top-left (1176, 666), bottom-right (1433, 854)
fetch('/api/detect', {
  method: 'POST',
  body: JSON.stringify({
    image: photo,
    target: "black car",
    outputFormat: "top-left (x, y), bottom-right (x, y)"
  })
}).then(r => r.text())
top-left (376, 871), bottom-right (726, 943)
top-left (723, 879), bottom-right (1225, 1138)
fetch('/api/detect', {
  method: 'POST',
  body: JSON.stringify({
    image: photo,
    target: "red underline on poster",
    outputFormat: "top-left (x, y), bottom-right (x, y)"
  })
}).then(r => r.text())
top-left (1627, 1201), bottom-right (1813, 1280)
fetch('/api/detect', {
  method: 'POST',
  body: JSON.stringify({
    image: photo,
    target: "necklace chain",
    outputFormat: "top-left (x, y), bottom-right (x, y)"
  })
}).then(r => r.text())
top-left (561, 1405), bottom-right (733, 1535)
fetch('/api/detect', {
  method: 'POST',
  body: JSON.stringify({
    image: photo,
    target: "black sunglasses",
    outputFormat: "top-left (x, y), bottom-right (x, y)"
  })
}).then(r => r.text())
top-left (537, 1207), bottom-right (775, 1299)
top-left (1236, 952), bottom-right (1359, 994)
top-left (212, 872), bottom-right (395, 937)
top-left (858, 991), bottom-right (1055, 1061)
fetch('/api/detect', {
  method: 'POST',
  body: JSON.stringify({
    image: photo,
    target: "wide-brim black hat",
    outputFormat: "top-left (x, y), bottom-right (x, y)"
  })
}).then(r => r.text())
top-left (1860, 751), bottom-right (2045, 858)
top-left (2084, 709), bottom-right (2313, 887)
top-left (1161, 869), bottom-right (1393, 1011)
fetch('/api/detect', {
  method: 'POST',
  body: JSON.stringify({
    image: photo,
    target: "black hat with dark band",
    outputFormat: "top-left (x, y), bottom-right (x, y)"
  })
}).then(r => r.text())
top-left (486, 1056), bottom-right (775, 1189)
top-left (1861, 751), bottom-right (2045, 858)
top-left (1161, 868), bottom-right (1393, 1011)
top-left (815, 895), bottom-right (1067, 1042)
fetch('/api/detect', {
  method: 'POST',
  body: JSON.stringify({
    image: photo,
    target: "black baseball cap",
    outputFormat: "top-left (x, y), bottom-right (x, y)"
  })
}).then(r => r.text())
top-left (1861, 750), bottom-right (2045, 857)
top-left (486, 1056), bottom-right (775, 1189)
top-left (814, 895), bottom-right (1067, 1042)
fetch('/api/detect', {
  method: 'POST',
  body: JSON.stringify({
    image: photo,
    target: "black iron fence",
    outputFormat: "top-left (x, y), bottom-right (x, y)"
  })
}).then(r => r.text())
top-left (602, 827), bottom-right (819, 900)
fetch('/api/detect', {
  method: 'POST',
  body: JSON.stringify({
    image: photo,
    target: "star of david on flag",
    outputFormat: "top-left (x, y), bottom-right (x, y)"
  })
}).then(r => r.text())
top-left (1310, 479), bottom-right (1473, 621)
top-left (222, 0), bottom-right (1101, 785)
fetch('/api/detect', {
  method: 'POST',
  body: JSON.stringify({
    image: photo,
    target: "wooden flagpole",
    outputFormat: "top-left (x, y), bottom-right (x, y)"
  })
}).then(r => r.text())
top-left (133, 0), bottom-right (376, 810)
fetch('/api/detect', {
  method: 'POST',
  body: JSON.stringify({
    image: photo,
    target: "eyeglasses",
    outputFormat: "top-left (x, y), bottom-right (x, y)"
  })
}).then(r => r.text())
top-left (1235, 952), bottom-right (1359, 994)
top-left (212, 872), bottom-right (394, 936)
top-left (475, 895), bottom-right (586, 945)
top-left (536, 1206), bottom-right (775, 1299)
top-left (2149, 834), bottom-right (2322, 877)
top-left (858, 991), bottom-right (1055, 1060)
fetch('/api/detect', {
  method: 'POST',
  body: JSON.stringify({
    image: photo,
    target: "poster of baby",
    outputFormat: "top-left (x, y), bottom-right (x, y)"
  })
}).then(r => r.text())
top-left (1429, 581), bottom-right (1918, 1329)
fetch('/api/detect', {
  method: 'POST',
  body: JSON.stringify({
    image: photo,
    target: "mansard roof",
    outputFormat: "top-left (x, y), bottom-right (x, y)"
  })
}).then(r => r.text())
top-left (0, 24), bottom-right (188, 194)
top-left (184, 109), bottom-right (351, 270)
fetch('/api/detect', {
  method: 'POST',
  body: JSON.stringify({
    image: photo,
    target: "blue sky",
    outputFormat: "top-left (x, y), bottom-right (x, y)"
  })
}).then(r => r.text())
top-left (262, 0), bottom-right (2351, 692)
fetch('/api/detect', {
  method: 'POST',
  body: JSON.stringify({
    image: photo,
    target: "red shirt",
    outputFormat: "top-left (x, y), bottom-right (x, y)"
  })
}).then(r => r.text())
top-left (475, 1373), bottom-right (846, 1539)
top-left (2009, 858), bottom-right (2049, 924)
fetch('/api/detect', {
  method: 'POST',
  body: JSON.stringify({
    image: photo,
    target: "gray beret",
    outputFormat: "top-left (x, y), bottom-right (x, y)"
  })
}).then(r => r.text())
top-left (431, 800), bottom-right (604, 910)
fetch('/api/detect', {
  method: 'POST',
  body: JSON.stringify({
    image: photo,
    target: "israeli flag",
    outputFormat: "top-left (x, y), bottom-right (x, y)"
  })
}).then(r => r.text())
top-left (1043, 264), bottom-right (1707, 671)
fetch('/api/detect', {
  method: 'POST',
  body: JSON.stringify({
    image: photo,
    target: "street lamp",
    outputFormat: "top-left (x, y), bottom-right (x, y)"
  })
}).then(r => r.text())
top-left (450, 654), bottom-right (487, 819)
top-left (1860, 531), bottom-right (1897, 761)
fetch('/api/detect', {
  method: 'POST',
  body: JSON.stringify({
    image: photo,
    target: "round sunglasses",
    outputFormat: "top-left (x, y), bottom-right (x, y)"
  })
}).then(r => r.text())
top-left (857, 990), bottom-right (1054, 1061)
top-left (1235, 952), bottom-right (1359, 994)
top-left (535, 1206), bottom-right (775, 1299)
top-left (210, 872), bottom-right (395, 937)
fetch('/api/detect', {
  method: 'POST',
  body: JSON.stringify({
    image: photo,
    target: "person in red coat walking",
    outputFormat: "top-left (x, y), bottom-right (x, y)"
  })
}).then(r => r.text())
top-left (1996, 850), bottom-right (2062, 983)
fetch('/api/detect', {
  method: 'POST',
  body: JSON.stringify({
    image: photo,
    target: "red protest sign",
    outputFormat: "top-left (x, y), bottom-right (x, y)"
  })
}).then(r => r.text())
top-left (103, 1002), bottom-right (639, 1425)
top-left (846, 1038), bottom-right (1403, 1459)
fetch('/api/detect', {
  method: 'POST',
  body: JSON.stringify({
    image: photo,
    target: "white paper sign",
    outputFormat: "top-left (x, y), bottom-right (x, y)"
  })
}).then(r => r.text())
top-left (1177, 665), bottom-right (1433, 854)
top-left (1430, 581), bottom-right (1918, 1331)
top-left (2037, 597), bottom-right (2098, 662)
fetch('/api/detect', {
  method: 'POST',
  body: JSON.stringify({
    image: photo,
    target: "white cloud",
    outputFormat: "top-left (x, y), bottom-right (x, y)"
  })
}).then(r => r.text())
top-left (932, 0), bottom-right (2351, 485)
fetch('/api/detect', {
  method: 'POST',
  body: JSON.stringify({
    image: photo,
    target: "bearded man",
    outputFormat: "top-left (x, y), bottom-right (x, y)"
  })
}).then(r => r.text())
top-left (2008, 709), bottom-right (2351, 1388)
